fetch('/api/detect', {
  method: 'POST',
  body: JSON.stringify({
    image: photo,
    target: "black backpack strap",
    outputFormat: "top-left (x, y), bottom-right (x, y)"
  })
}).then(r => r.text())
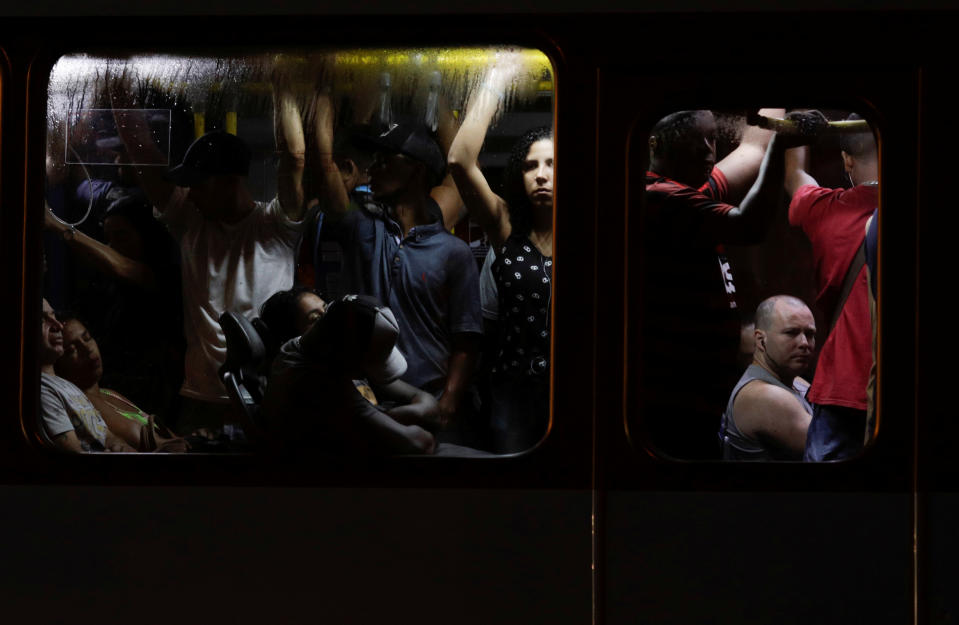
top-left (827, 237), bottom-right (867, 338)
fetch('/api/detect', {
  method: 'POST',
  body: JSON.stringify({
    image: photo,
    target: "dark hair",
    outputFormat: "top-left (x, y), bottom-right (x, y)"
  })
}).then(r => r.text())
top-left (650, 110), bottom-right (708, 159)
top-left (53, 308), bottom-right (87, 329)
top-left (502, 126), bottom-right (553, 238)
top-left (838, 113), bottom-right (877, 159)
top-left (259, 286), bottom-right (317, 347)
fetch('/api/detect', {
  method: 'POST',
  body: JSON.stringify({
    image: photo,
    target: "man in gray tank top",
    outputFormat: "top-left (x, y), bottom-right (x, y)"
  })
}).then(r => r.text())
top-left (719, 295), bottom-right (815, 461)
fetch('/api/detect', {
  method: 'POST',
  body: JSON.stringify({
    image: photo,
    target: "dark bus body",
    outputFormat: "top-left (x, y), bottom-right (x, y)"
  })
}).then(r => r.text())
top-left (0, 5), bottom-right (953, 624)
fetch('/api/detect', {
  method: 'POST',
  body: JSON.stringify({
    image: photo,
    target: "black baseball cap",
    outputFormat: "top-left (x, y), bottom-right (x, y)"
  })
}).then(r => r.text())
top-left (353, 123), bottom-right (446, 187)
top-left (165, 131), bottom-right (251, 186)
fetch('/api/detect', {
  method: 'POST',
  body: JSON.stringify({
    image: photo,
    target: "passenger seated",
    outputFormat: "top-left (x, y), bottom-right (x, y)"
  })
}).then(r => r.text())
top-left (258, 286), bottom-right (328, 359)
top-left (260, 294), bottom-right (438, 455)
top-left (718, 295), bottom-right (815, 461)
top-left (44, 194), bottom-right (185, 423)
top-left (53, 312), bottom-right (188, 453)
top-left (39, 299), bottom-right (135, 453)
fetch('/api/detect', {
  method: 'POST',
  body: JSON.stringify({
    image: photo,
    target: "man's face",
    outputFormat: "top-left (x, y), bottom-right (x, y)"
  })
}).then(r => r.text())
top-left (668, 111), bottom-right (717, 188)
top-left (522, 138), bottom-right (554, 210)
top-left (294, 292), bottom-right (328, 335)
top-left (186, 175), bottom-right (228, 219)
top-left (55, 319), bottom-right (103, 389)
top-left (759, 301), bottom-right (816, 378)
top-left (40, 299), bottom-right (64, 365)
top-left (367, 151), bottom-right (421, 200)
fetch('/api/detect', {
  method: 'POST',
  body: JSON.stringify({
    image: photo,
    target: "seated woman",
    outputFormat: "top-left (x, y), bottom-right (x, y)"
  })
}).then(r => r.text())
top-left (45, 194), bottom-right (185, 425)
top-left (53, 313), bottom-right (188, 453)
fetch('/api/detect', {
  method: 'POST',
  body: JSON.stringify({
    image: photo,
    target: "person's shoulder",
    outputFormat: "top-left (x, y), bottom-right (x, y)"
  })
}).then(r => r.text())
top-left (735, 378), bottom-right (802, 418)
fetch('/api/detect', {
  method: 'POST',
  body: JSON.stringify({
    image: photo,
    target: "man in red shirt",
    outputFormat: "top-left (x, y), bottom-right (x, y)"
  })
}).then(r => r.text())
top-left (641, 109), bottom-right (826, 460)
top-left (785, 114), bottom-right (877, 461)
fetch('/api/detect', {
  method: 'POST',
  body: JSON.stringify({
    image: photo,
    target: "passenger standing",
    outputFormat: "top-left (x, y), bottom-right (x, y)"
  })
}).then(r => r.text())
top-left (448, 55), bottom-right (554, 453)
top-left (641, 108), bottom-right (825, 460)
top-left (116, 107), bottom-right (305, 437)
top-left (785, 114), bottom-right (877, 461)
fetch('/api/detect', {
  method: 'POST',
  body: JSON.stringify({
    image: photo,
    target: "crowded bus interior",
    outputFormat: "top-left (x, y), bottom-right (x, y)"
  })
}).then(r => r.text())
top-left (39, 47), bottom-right (557, 457)
top-left (6, 7), bottom-right (956, 624)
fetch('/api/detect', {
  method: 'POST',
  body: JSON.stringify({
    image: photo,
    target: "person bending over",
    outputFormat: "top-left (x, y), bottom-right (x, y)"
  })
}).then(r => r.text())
top-left (260, 294), bottom-right (438, 455)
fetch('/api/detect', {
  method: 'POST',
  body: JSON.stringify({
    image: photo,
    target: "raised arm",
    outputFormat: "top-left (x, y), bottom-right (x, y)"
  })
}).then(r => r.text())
top-left (717, 111), bottom-right (828, 244)
top-left (448, 58), bottom-right (520, 247)
top-left (715, 108), bottom-right (785, 203)
top-left (431, 93), bottom-right (466, 231)
top-left (112, 107), bottom-right (176, 213)
top-left (311, 90), bottom-right (351, 217)
top-left (44, 206), bottom-right (157, 290)
top-left (273, 85), bottom-right (307, 222)
top-left (784, 145), bottom-right (819, 199)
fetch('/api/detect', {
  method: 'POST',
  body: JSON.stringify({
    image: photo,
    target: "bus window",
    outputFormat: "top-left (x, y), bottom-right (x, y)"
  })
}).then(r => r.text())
top-left (632, 108), bottom-right (878, 463)
top-left (39, 48), bottom-right (554, 457)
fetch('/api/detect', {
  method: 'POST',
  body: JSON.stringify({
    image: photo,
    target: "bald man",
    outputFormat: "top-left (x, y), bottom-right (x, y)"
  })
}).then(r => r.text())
top-left (718, 295), bottom-right (815, 461)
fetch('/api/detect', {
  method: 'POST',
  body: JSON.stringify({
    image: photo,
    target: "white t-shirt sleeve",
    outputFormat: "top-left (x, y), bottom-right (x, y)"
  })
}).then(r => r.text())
top-left (263, 196), bottom-right (305, 248)
top-left (39, 376), bottom-right (74, 438)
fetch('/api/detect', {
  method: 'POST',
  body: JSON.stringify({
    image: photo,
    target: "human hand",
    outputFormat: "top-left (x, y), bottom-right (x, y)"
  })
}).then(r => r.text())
top-left (776, 109), bottom-right (830, 148)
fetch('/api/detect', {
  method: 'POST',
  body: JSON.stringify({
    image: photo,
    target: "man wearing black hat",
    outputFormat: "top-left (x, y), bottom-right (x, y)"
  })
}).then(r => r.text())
top-left (321, 122), bottom-right (482, 435)
top-left (116, 117), bottom-right (305, 437)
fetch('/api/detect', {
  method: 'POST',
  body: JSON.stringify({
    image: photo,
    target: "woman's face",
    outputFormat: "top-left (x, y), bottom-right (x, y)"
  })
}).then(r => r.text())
top-left (55, 319), bottom-right (103, 390)
top-left (523, 138), bottom-right (554, 210)
top-left (295, 292), bottom-right (328, 335)
top-left (103, 214), bottom-right (145, 261)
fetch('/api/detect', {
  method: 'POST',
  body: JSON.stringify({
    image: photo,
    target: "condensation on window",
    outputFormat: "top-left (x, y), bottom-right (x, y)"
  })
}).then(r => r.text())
top-left (40, 48), bottom-right (555, 457)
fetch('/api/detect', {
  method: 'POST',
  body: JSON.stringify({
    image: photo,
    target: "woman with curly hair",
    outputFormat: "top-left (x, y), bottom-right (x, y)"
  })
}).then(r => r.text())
top-left (448, 56), bottom-right (553, 453)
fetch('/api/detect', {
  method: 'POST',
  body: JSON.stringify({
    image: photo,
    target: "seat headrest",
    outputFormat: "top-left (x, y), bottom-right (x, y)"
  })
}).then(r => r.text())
top-left (219, 311), bottom-right (267, 372)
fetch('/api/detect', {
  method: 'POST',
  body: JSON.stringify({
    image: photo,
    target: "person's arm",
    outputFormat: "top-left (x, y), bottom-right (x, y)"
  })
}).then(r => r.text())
top-left (111, 106), bottom-right (177, 214)
top-left (378, 379), bottom-right (442, 429)
top-left (784, 145), bottom-right (819, 199)
top-left (715, 108), bottom-right (785, 203)
top-left (52, 430), bottom-right (87, 453)
top-left (436, 333), bottom-right (480, 426)
top-left (274, 85), bottom-right (308, 221)
top-left (44, 206), bottom-right (157, 290)
top-left (345, 380), bottom-right (435, 454)
top-left (431, 94), bottom-right (466, 231)
top-left (311, 90), bottom-right (351, 218)
top-left (448, 58), bottom-right (521, 247)
top-left (717, 111), bottom-right (829, 244)
top-left (104, 429), bottom-right (136, 453)
top-left (733, 381), bottom-right (812, 458)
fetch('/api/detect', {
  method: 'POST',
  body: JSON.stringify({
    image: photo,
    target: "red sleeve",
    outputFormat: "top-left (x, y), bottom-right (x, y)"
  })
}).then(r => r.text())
top-left (700, 167), bottom-right (729, 202)
top-left (788, 184), bottom-right (832, 230)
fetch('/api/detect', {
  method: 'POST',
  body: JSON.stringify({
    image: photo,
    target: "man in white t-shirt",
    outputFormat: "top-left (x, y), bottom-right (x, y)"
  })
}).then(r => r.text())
top-left (39, 299), bottom-right (134, 453)
top-left (118, 126), bottom-right (305, 437)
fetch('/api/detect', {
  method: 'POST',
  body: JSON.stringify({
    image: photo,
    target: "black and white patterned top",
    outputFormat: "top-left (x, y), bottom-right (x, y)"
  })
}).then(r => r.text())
top-left (490, 235), bottom-right (552, 378)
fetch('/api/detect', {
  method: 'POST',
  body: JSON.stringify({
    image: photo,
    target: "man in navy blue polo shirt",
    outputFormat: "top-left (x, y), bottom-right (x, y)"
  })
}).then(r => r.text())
top-left (322, 122), bottom-right (482, 433)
